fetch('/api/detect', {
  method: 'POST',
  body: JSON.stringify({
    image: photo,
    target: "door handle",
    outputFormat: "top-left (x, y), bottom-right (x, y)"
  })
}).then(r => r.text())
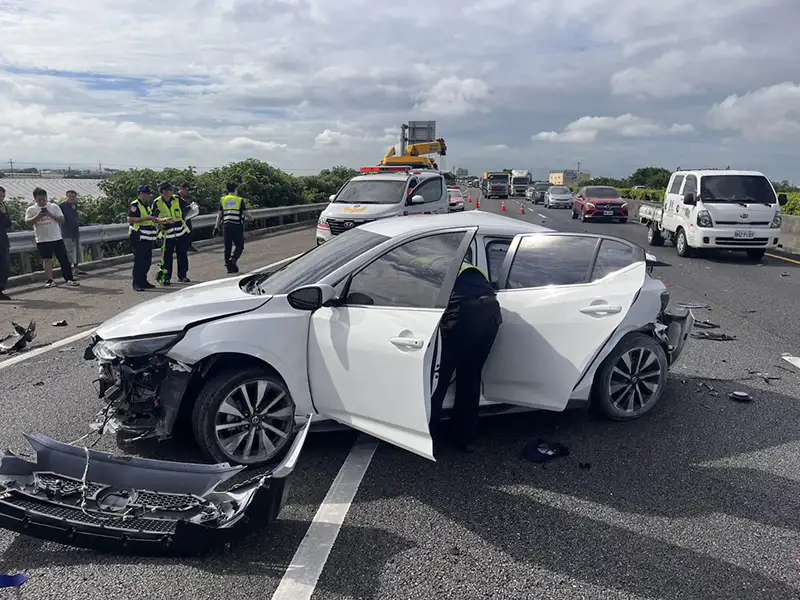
top-left (389, 337), bottom-right (424, 349)
top-left (579, 304), bottom-right (622, 316)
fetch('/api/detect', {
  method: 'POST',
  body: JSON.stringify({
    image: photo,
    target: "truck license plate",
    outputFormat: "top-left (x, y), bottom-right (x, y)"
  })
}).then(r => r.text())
top-left (734, 230), bottom-right (755, 239)
top-left (603, 210), bottom-right (614, 216)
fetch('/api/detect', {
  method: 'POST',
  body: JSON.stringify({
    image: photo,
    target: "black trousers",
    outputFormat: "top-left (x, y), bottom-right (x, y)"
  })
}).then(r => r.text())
top-left (160, 235), bottom-right (189, 281)
top-left (0, 245), bottom-right (9, 290)
top-left (131, 239), bottom-right (153, 287)
top-left (430, 297), bottom-right (502, 445)
top-left (224, 224), bottom-right (245, 263)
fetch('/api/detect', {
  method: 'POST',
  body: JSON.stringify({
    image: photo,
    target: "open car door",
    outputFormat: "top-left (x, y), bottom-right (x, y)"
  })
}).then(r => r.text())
top-left (482, 233), bottom-right (647, 412)
top-left (307, 228), bottom-right (477, 461)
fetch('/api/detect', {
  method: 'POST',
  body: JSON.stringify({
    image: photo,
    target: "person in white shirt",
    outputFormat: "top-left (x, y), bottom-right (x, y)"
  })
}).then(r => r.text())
top-left (24, 187), bottom-right (79, 288)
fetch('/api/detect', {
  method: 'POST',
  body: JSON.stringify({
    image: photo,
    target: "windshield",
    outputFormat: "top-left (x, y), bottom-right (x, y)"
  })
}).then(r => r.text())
top-left (512, 177), bottom-right (529, 184)
top-left (333, 180), bottom-right (406, 205)
top-left (549, 186), bottom-right (571, 194)
top-left (253, 228), bottom-right (390, 295)
top-left (700, 175), bottom-right (776, 204)
top-left (535, 183), bottom-right (550, 190)
top-left (586, 187), bottom-right (619, 198)
top-left (448, 190), bottom-right (462, 198)
top-left (488, 175), bottom-right (507, 182)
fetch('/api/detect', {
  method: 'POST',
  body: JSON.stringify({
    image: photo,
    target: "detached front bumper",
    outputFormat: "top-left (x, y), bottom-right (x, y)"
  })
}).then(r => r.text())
top-left (0, 418), bottom-right (311, 555)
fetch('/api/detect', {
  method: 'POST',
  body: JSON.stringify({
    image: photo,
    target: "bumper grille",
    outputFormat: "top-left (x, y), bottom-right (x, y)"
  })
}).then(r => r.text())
top-left (327, 218), bottom-right (375, 236)
top-left (715, 237), bottom-right (769, 246)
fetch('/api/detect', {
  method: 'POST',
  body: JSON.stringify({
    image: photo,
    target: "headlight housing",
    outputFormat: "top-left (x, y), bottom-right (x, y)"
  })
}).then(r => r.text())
top-left (93, 333), bottom-right (182, 361)
top-left (317, 215), bottom-right (328, 226)
top-left (771, 212), bottom-right (782, 228)
top-left (586, 202), bottom-right (595, 209)
top-left (697, 210), bottom-right (713, 228)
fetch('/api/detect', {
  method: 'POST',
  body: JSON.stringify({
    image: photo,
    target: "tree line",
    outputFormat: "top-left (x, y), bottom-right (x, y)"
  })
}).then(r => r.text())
top-left (583, 166), bottom-right (799, 193)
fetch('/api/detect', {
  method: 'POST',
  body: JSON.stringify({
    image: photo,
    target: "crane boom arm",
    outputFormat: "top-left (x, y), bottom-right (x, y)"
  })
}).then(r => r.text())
top-left (407, 138), bottom-right (447, 157)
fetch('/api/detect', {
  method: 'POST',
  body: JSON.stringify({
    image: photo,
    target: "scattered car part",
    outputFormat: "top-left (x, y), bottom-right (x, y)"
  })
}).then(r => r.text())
top-left (729, 391), bottom-right (752, 403)
top-left (691, 331), bottom-right (736, 341)
top-left (781, 355), bottom-right (800, 370)
top-left (523, 440), bottom-right (569, 463)
top-left (0, 321), bottom-right (36, 355)
top-left (694, 319), bottom-right (720, 329)
top-left (52, 320), bottom-right (68, 327)
top-left (0, 417), bottom-right (312, 556)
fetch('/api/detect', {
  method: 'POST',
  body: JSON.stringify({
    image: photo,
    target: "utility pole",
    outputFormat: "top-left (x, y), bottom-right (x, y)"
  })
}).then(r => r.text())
top-left (577, 161), bottom-right (581, 173)
top-left (8, 159), bottom-right (13, 175)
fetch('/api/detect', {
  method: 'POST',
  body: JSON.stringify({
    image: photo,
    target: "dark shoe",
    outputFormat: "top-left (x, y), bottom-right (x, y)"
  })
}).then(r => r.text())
top-left (0, 292), bottom-right (10, 301)
top-left (132, 285), bottom-right (146, 292)
top-left (226, 261), bottom-right (236, 273)
top-left (144, 282), bottom-right (156, 289)
top-left (161, 280), bottom-right (171, 286)
top-left (179, 277), bottom-right (191, 283)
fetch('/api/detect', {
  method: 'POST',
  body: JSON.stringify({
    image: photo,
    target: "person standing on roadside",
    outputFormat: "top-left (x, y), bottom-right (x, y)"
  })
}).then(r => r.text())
top-left (178, 182), bottom-right (198, 253)
top-left (0, 186), bottom-right (12, 300)
top-left (214, 182), bottom-right (253, 273)
top-left (59, 190), bottom-right (88, 276)
top-left (152, 182), bottom-right (191, 285)
top-left (127, 185), bottom-right (166, 291)
top-left (24, 187), bottom-right (79, 288)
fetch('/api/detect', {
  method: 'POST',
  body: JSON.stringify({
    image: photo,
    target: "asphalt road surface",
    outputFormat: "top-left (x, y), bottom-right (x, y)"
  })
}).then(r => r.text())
top-left (1, 194), bottom-right (799, 599)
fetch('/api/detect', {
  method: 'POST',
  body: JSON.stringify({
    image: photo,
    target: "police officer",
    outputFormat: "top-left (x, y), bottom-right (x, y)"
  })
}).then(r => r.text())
top-left (429, 256), bottom-right (502, 452)
top-left (152, 182), bottom-right (191, 285)
top-left (127, 186), bottom-right (156, 291)
top-left (214, 182), bottom-right (253, 273)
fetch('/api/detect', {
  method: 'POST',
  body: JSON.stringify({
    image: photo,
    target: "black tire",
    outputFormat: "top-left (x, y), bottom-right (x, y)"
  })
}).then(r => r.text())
top-left (746, 249), bottom-right (765, 260)
top-left (593, 333), bottom-right (668, 421)
top-left (192, 367), bottom-right (296, 467)
top-left (675, 228), bottom-right (692, 257)
top-left (571, 208), bottom-right (578, 220)
top-left (647, 224), bottom-right (664, 246)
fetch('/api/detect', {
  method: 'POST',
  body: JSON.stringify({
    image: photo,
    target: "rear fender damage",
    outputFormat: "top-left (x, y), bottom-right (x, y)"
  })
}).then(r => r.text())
top-left (0, 416), bottom-right (312, 555)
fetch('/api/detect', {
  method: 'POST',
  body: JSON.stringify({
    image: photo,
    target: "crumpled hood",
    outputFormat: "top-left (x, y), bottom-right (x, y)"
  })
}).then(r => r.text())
top-left (96, 277), bottom-right (271, 340)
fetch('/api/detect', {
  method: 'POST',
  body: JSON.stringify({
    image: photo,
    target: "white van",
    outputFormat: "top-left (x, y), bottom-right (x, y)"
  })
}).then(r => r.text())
top-left (316, 167), bottom-right (448, 244)
top-left (640, 169), bottom-right (788, 260)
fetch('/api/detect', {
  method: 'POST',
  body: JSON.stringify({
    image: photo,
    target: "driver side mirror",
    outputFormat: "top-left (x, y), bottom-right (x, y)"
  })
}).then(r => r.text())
top-left (328, 194), bottom-right (336, 202)
top-left (683, 192), bottom-right (696, 205)
top-left (778, 193), bottom-right (788, 206)
top-left (407, 194), bottom-right (424, 205)
top-left (287, 284), bottom-right (336, 311)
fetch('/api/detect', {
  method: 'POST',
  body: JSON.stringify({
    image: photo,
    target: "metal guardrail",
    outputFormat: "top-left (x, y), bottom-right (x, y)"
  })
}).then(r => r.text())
top-left (8, 203), bottom-right (328, 253)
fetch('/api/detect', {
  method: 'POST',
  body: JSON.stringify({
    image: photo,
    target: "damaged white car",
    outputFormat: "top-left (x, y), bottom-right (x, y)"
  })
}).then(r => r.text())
top-left (0, 211), bottom-right (693, 554)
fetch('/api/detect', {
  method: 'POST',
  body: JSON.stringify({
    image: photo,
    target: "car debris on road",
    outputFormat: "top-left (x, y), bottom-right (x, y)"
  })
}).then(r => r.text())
top-left (0, 321), bottom-right (36, 355)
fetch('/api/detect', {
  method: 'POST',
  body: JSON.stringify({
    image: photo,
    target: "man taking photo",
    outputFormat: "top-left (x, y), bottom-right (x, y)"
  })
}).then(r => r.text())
top-left (24, 187), bottom-right (79, 288)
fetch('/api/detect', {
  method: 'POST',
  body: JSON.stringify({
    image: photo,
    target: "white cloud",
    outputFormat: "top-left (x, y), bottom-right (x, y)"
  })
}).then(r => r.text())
top-left (0, 0), bottom-right (796, 178)
top-left (705, 82), bottom-right (800, 141)
top-left (534, 114), bottom-right (695, 143)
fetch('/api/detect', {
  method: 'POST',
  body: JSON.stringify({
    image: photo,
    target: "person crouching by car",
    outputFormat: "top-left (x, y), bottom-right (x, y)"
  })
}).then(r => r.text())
top-left (24, 187), bottom-right (79, 288)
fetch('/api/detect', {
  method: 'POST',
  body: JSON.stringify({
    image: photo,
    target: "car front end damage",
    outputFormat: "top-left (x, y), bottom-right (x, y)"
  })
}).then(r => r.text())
top-left (0, 417), bottom-right (311, 555)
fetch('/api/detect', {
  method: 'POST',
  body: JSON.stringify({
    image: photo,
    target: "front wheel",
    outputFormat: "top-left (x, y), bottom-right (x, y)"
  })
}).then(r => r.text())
top-left (580, 208), bottom-right (588, 222)
top-left (593, 333), bottom-right (668, 421)
top-left (192, 367), bottom-right (296, 467)
top-left (746, 249), bottom-right (766, 260)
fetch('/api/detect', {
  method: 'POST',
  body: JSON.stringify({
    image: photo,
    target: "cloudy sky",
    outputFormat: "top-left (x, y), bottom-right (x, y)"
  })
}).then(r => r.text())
top-left (1, 0), bottom-right (799, 180)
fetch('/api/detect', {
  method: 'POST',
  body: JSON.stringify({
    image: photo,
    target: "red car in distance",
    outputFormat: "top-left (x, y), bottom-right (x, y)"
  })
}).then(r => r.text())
top-left (571, 186), bottom-right (628, 223)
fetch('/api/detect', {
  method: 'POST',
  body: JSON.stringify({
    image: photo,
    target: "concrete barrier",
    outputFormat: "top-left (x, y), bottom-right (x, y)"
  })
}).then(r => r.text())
top-left (624, 199), bottom-right (800, 255)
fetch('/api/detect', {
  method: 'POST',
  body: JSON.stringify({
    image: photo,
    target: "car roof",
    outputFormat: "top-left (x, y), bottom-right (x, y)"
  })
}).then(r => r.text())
top-left (360, 211), bottom-right (553, 238)
top-left (350, 170), bottom-right (441, 183)
top-left (673, 169), bottom-right (766, 177)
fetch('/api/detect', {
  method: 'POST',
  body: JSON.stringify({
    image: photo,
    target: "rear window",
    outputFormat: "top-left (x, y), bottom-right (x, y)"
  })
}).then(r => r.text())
top-left (549, 187), bottom-right (570, 194)
top-left (448, 189), bottom-right (462, 197)
top-left (535, 183), bottom-right (551, 190)
top-left (699, 175), bottom-right (776, 203)
top-left (586, 187), bottom-right (619, 198)
top-left (334, 180), bottom-right (406, 205)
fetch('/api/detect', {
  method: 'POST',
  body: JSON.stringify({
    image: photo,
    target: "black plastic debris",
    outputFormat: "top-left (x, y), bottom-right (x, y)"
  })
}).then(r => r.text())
top-left (678, 302), bottom-right (710, 310)
top-left (747, 370), bottom-right (780, 384)
top-left (51, 320), bottom-right (68, 327)
top-left (579, 462), bottom-right (591, 470)
top-left (0, 321), bottom-right (36, 355)
top-left (729, 391), bottom-right (752, 403)
top-left (691, 331), bottom-right (736, 342)
top-left (694, 319), bottom-right (720, 329)
top-left (523, 440), bottom-right (570, 463)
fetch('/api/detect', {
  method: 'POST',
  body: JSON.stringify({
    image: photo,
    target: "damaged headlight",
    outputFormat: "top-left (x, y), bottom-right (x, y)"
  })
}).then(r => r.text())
top-left (93, 333), bottom-right (183, 361)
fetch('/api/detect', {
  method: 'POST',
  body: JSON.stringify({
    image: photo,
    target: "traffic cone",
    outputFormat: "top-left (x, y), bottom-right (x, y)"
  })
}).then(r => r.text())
top-left (467, 194), bottom-right (472, 203)
top-left (476, 197), bottom-right (481, 209)
top-left (519, 201), bottom-right (525, 215)
top-left (501, 200), bottom-right (506, 211)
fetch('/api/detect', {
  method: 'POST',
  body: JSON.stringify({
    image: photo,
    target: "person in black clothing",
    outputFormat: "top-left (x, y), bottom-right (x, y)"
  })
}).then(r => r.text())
top-left (127, 185), bottom-right (167, 291)
top-left (178, 182), bottom-right (198, 253)
top-left (429, 258), bottom-right (503, 452)
top-left (214, 182), bottom-right (254, 273)
top-left (0, 186), bottom-right (11, 300)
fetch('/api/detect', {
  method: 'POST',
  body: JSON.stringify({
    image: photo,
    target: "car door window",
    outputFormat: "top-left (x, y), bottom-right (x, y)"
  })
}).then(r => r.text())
top-left (413, 178), bottom-right (443, 204)
top-left (591, 239), bottom-right (643, 281)
top-left (485, 238), bottom-right (512, 283)
top-left (345, 232), bottom-right (465, 308)
top-left (682, 175), bottom-right (697, 195)
top-left (505, 235), bottom-right (598, 289)
top-left (668, 176), bottom-right (684, 194)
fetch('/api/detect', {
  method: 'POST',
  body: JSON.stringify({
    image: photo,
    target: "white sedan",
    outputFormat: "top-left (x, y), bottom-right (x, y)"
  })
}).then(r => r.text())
top-left (80, 211), bottom-right (693, 468)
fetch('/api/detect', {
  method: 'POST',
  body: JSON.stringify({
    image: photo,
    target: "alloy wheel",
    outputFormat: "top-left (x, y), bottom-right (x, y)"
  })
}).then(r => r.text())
top-left (607, 347), bottom-right (663, 414)
top-left (214, 378), bottom-right (295, 464)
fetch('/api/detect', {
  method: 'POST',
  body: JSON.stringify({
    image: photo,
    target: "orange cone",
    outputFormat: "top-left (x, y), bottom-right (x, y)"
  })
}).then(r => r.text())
top-left (476, 197), bottom-right (480, 209)
top-left (501, 200), bottom-right (506, 211)
top-left (519, 201), bottom-right (525, 215)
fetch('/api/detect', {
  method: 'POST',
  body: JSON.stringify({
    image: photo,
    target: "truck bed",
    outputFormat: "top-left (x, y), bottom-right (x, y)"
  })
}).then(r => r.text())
top-left (638, 202), bottom-right (664, 223)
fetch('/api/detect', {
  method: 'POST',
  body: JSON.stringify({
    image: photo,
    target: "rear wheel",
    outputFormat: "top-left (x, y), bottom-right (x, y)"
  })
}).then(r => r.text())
top-left (571, 208), bottom-right (578, 219)
top-left (647, 224), bottom-right (664, 246)
top-left (192, 367), bottom-right (296, 467)
top-left (593, 334), bottom-right (668, 421)
top-left (746, 249), bottom-right (765, 260)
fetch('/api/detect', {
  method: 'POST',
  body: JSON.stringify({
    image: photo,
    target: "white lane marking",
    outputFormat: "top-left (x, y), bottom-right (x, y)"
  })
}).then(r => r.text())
top-left (272, 435), bottom-right (378, 600)
top-left (0, 328), bottom-right (96, 371)
top-left (0, 254), bottom-right (304, 371)
top-left (782, 355), bottom-right (800, 370)
top-left (537, 213), bottom-right (548, 219)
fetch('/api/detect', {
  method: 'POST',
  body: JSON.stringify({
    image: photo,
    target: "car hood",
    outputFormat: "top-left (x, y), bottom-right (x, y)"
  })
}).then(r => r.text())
top-left (324, 202), bottom-right (403, 220)
top-left (587, 198), bottom-right (624, 204)
top-left (549, 194), bottom-right (573, 200)
top-left (702, 201), bottom-right (778, 225)
top-left (96, 277), bottom-right (271, 340)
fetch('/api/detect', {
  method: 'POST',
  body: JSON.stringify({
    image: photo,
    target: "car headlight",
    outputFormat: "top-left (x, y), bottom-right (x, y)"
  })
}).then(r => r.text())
top-left (621, 202), bottom-right (628, 209)
top-left (771, 212), bottom-right (782, 228)
top-left (697, 210), bottom-right (713, 228)
top-left (93, 333), bottom-right (183, 361)
top-left (318, 215), bottom-right (328, 226)
top-left (586, 202), bottom-right (595, 209)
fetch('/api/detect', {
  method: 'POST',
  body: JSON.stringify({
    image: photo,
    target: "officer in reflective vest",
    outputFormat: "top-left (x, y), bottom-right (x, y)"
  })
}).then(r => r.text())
top-left (152, 182), bottom-right (191, 285)
top-left (429, 257), bottom-right (502, 452)
top-left (127, 185), bottom-right (166, 291)
top-left (214, 182), bottom-right (253, 273)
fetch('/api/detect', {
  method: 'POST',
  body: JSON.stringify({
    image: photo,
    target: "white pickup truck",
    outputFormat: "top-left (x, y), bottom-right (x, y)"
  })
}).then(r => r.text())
top-left (638, 168), bottom-right (789, 260)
